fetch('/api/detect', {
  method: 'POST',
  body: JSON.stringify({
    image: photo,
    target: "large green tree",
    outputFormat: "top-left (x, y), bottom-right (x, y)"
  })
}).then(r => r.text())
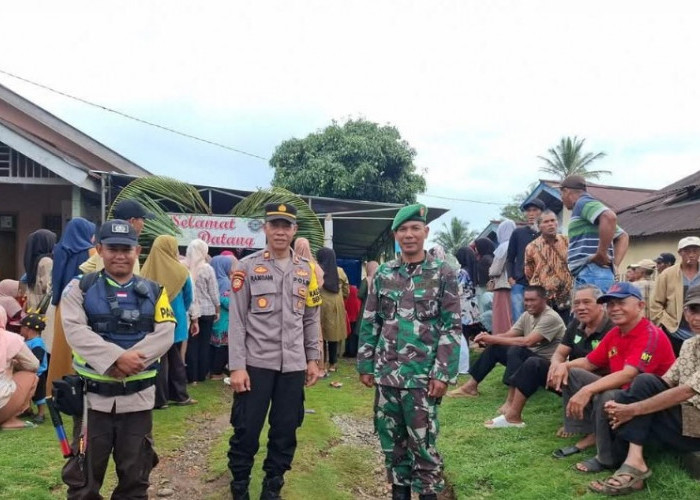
top-left (538, 136), bottom-right (610, 180)
top-left (432, 217), bottom-right (478, 255)
top-left (270, 119), bottom-right (426, 203)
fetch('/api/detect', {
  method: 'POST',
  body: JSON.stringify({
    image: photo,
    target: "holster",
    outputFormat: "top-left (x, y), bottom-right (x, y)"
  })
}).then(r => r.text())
top-left (52, 375), bottom-right (85, 417)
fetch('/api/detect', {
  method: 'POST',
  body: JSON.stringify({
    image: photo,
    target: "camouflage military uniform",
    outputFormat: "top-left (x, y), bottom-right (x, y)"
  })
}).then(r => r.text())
top-left (357, 252), bottom-right (461, 495)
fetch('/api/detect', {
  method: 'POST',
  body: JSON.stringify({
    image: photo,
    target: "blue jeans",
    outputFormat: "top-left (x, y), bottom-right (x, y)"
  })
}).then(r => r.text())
top-left (510, 283), bottom-right (525, 322)
top-left (574, 262), bottom-right (615, 293)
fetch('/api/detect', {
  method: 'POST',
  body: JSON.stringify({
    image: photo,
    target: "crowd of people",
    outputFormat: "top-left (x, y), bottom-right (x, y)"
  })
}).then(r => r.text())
top-left (439, 175), bottom-right (700, 495)
top-left (0, 175), bottom-right (699, 498)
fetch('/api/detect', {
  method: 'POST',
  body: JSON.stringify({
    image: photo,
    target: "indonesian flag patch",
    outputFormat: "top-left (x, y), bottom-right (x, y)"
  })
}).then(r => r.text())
top-left (232, 270), bottom-right (246, 292)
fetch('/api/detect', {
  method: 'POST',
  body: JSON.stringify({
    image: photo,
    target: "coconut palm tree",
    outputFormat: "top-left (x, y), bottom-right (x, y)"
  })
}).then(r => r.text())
top-left (109, 176), bottom-right (210, 260)
top-left (538, 136), bottom-right (610, 180)
top-left (433, 217), bottom-right (478, 255)
top-left (231, 187), bottom-right (325, 254)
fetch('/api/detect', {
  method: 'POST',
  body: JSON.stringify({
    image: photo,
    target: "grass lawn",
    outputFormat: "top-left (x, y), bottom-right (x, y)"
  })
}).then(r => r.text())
top-left (2, 358), bottom-right (699, 499)
top-left (440, 365), bottom-right (700, 499)
top-left (0, 382), bottom-right (228, 499)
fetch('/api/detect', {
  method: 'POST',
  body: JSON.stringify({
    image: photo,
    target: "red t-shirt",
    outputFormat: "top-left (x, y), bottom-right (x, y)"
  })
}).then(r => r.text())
top-left (586, 317), bottom-right (675, 387)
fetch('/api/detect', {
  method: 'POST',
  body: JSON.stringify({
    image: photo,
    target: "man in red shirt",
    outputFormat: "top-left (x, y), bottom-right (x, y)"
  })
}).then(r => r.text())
top-left (548, 282), bottom-right (675, 472)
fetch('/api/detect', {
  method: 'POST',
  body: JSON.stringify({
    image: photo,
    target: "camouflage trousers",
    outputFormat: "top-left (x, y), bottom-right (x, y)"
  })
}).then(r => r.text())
top-left (374, 384), bottom-right (444, 494)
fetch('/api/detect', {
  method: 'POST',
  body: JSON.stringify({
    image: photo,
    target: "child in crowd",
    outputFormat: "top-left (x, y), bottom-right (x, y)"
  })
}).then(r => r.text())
top-left (19, 312), bottom-right (48, 424)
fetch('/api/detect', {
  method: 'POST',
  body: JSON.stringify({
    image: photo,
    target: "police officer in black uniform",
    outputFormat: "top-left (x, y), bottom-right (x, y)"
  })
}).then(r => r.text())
top-left (61, 220), bottom-right (175, 499)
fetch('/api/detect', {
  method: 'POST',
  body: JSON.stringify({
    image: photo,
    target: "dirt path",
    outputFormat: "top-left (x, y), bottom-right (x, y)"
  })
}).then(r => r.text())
top-left (331, 415), bottom-right (455, 500)
top-left (148, 412), bottom-right (231, 499)
top-left (147, 410), bottom-right (454, 499)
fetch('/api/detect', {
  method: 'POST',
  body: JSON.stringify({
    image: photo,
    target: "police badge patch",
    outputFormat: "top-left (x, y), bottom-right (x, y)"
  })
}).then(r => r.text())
top-left (232, 271), bottom-right (245, 292)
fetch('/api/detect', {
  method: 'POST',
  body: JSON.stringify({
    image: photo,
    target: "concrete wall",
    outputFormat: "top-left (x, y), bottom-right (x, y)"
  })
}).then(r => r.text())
top-left (620, 233), bottom-right (698, 272)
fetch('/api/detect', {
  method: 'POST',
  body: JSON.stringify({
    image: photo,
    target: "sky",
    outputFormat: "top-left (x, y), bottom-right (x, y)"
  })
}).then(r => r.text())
top-left (2, 1), bottom-right (700, 241)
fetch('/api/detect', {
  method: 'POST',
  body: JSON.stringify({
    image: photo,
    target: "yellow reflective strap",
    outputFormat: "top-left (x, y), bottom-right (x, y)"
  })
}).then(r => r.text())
top-left (306, 262), bottom-right (322, 307)
top-left (154, 289), bottom-right (176, 323)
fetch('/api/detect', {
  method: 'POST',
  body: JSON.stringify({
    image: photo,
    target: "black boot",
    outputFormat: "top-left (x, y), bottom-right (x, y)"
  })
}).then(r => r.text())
top-left (231, 478), bottom-right (250, 500)
top-left (392, 484), bottom-right (411, 500)
top-left (260, 475), bottom-right (284, 500)
top-left (419, 494), bottom-right (438, 500)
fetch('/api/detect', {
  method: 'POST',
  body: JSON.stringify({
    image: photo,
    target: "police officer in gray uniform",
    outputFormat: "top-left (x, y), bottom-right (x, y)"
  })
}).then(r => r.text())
top-left (61, 220), bottom-right (175, 499)
top-left (227, 203), bottom-right (321, 500)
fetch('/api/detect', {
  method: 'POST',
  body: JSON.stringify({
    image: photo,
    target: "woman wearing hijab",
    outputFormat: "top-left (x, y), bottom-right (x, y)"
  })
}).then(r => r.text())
top-left (142, 235), bottom-right (197, 408)
top-left (0, 280), bottom-right (23, 330)
top-left (46, 217), bottom-right (96, 394)
top-left (474, 238), bottom-right (496, 333)
top-left (23, 229), bottom-right (57, 311)
top-left (342, 285), bottom-right (362, 358)
top-left (489, 220), bottom-right (516, 334)
top-left (316, 248), bottom-right (349, 373)
top-left (294, 238), bottom-right (325, 372)
top-left (456, 246), bottom-right (483, 338)
top-left (185, 239), bottom-right (220, 383)
top-left (210, 254), bottom-right (235, 380)
top-left (0, 306), bottom-right (40, 430)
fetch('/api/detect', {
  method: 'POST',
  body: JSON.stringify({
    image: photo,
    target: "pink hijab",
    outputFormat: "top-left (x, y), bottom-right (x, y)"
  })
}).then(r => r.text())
top-left (0, 307), bottom-right (24, 374)
top-left (0, 297), bottom-right (22, 319)
top-left (0, 279), bottom-right (19, 298)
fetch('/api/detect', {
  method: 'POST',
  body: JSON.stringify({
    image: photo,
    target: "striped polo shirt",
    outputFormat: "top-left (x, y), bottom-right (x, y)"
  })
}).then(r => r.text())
top-left (567, 193), bottom-right (624, 275)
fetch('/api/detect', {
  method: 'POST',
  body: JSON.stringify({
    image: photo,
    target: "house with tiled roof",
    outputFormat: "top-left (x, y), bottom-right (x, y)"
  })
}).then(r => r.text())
top-left (616, 169), bottom-right (700, 268)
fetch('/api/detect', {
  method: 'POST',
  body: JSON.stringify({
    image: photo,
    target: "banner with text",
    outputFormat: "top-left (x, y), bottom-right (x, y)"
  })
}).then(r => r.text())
top-left (169, 214), bottom-right (265, 248)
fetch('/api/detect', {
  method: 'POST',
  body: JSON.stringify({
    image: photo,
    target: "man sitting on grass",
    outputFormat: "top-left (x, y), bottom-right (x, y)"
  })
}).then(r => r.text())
top-left (550, 282), bottom-right (675, 473)
top-left (587, 285), bottom-right (700, 496)
top-left (483, 285), bottom-right (613, 434)
top-left (447, 286), bottom-right (565, 405)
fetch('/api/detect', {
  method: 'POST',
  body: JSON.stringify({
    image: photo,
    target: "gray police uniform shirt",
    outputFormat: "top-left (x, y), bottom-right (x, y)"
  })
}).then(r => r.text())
top-left (228, 248), bottom-right (321, 373)
top-left (61, 277), bottom-right (174, 413)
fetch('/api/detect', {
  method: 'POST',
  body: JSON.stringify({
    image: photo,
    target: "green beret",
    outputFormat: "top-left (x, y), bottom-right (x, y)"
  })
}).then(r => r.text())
top-left (391, 203), bottom-right (428, 231)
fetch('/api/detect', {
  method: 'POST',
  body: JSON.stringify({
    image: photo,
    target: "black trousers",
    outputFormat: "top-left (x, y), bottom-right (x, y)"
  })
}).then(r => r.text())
top-left (210, 345), bottom-right (229, 375)
top-left (511, 355), bottom-right (551, 398)
top-left (155, 342), bottom-right (190, 407)
top-left (186, 315), bottom-right (214, 382)
top-left (326, 341), bottom-right (340, 365)
top-left (63, 409), bottom-right (157, 500)
top-left (343, 323), bottom-right (359, 357)
top-left (468, 345), bottom-right (538, 386)
top-left (227, 366), bottom-right (306, 482)
top-left (612, 373), bottom-right (700, 462)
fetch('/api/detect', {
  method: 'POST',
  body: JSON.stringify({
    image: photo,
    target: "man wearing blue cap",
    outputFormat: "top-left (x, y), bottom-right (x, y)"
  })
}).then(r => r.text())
top-left (358, 203), bottom-right (461, 500)
top-left (548, 282), bottom-right (675, 472)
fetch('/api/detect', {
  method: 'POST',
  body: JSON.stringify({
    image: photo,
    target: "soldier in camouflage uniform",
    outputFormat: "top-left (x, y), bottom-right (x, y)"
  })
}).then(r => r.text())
top-left (357, 204), bottom-right (461, 500)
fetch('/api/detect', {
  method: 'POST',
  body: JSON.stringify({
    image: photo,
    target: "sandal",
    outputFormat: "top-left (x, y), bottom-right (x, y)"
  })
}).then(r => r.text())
top-left (172, 398), bottom-right (198, 406)
top-left (588, 464), bottom-right (651, 495)
top-left (574, 457), bottom-right (615, 473)
top-left (446, 388), bottom-right (479, 398)
top-left (552, 445), bottom-right (583, 459)
top-left (484, 415), bottom-right (526, 429)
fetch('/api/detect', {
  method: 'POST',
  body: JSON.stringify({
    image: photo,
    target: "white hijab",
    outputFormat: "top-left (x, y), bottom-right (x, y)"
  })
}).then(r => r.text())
top-left (494, 219), bottom-right (516, 260)
top-left (186, 238), bottom-right (210, 282)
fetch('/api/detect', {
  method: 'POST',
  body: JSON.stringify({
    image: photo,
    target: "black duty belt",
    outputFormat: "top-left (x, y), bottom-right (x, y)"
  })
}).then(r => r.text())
top-left (84, 377), bottom-right (155, 397)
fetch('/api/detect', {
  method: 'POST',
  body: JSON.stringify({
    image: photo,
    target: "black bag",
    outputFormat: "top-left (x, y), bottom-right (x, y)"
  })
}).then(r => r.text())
top-left (52, 375), bottom-right (84, 417)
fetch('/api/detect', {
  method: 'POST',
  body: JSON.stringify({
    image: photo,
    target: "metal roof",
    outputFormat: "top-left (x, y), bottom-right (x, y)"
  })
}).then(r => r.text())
top-left (0, 82), bottom-right (150, 177)
top-left (617, 169), bottom-right (700, 237)
top-left (522, 179), bottom-right (655, 214)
